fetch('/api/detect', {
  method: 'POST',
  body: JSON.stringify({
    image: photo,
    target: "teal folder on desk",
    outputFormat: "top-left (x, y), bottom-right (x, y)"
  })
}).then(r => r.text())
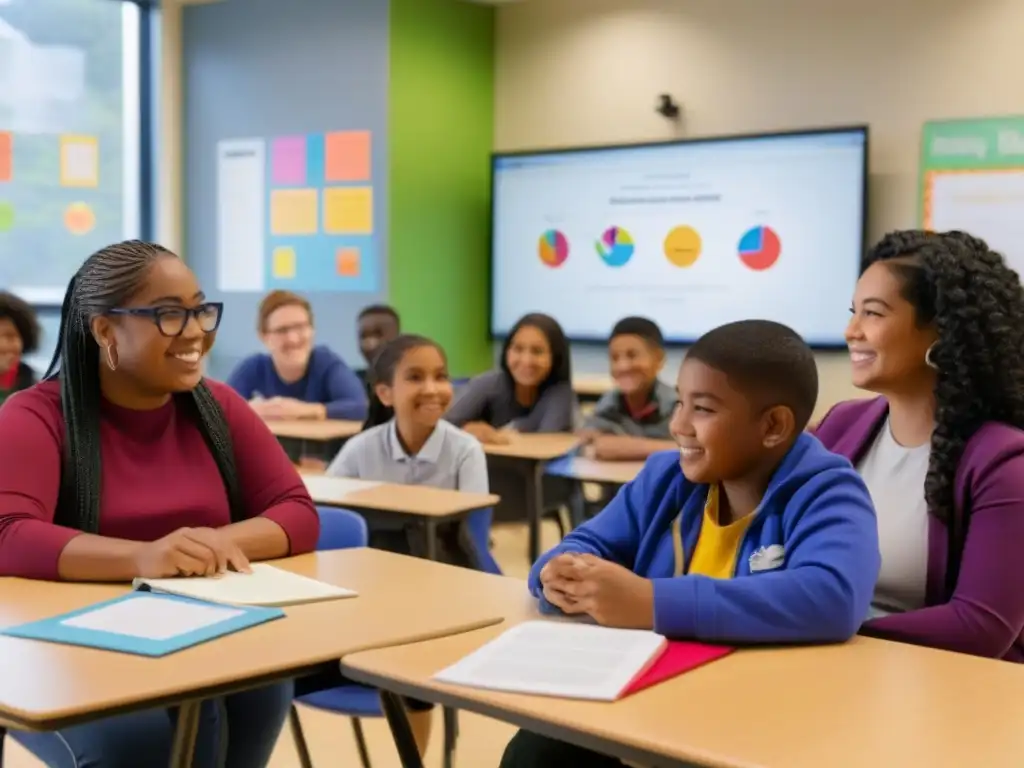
top-left (1, 591), bottom-right (284, 657)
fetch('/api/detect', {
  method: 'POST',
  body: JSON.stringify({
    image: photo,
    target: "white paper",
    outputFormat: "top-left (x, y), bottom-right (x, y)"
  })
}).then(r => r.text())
top-left (62, 596), bottom-right (244, 641)
top-left (135, 563), bottom-right (358, 608)
top-left (433, 621), bottom-right (667, 701)
top-left (217, 138), bottom-right (266, 292)
top-left (62, 141), bottom-right (98, 185)
top-left (302, 475), bottom-right (381, 502)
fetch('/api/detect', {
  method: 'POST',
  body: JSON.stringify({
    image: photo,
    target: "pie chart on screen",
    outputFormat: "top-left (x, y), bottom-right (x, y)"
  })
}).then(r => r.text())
top-left (738, 226), bottom-right (781, 271)
top-left (596, 226), bottom-right (634, 267)
top-left (538, 230), bottom-right (569, 268)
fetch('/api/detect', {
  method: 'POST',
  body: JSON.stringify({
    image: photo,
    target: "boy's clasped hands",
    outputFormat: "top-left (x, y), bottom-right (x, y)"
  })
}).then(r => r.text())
top-left (539, 553), bottom-right (654, 629)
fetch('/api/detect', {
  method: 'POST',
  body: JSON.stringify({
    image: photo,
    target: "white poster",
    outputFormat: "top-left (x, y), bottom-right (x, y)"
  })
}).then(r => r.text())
top-left (216, 138), bottom-right (266, 292)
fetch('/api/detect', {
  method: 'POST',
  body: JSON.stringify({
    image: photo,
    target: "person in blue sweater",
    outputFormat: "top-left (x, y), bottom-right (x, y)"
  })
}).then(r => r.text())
top-left (500, 319), bottom-right (881, 768)
top-left (227, 290), bottom-right (367, 421)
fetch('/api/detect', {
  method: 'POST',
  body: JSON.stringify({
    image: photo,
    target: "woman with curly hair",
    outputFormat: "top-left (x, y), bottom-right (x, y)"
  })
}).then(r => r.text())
top-left (816, 229), bottom-right (1024, 661)
top-left (0, 291), bottom-right (41, 405)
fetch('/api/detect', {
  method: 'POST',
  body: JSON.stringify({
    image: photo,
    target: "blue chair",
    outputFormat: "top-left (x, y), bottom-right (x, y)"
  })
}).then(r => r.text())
top-left (465, 507), bottom-right (502, 575)
top-left (291, 507), bottom-right (459, 768)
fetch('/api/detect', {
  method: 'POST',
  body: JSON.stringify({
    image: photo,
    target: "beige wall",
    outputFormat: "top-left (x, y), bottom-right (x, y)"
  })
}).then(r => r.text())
top-left (494, 0), bottom-right (1024, 417)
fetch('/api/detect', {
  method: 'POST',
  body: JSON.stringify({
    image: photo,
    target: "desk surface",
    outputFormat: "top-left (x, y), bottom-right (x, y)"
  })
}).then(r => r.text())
top-left (553, 457), bottom-right (644, 486)
top-left (303, 475), bottom-right (500, 518)
top-left (265, 419), bottom-right (362, 441)
top-left (344, 620), bottom-right (1024, 768)
top-left (0, 549), bottom-right (524, 731)
top-left (482, 433), bottom-right (579, 461)
top-left (572, 375), bottom-right (613, 397)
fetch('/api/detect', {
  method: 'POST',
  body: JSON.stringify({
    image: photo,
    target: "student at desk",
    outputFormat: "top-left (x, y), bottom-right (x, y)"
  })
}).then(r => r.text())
top-left (0, 241), bottom-right (320, 768)
top-left (578, 316), bottom-right (676, 461)
top-left (0, 291), bottom-right (41, 406)
top-left (501, 320), bottom-right (880, 767)
top-left (227, 289), bottom-right (367, 421)
top-left (354, 303), bottom-right (400, 388)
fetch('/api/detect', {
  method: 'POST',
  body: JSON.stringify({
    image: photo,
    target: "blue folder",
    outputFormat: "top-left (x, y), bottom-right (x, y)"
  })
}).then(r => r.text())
top-left (1, 591), bottom-right (285, 657)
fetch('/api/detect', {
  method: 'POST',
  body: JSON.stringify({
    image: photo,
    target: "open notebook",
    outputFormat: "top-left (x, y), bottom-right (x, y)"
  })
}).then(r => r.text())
top-left (433, 621), bottom-right (734, 701)
top-left (133, 563), bottom-right (358, 607)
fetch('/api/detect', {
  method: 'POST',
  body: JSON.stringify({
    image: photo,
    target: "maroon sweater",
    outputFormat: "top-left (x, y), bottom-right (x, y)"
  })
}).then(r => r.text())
top-left (0, 378), bottom-right (319, 580)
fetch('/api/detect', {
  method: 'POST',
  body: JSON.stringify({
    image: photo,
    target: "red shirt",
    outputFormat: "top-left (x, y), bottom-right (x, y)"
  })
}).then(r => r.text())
top-left (0, 378), bottom-right (319, 580)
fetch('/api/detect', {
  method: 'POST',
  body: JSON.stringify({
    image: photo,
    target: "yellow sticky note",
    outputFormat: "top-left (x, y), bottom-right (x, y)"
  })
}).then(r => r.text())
top-left (270, 189), bottom-right (318, 235)
top-left (60, 135), bottom-right (99, 188)
top-left (323, 187), bottom-right (373, 235)
top-left (272, 246), bottom-right (296, 278)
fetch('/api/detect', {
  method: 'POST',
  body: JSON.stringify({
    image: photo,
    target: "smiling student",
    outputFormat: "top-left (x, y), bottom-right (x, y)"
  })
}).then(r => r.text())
top-left (0, 291), bottom-right (41, 406)
top-left (354, 303), bottom-right (400, 386)
top-left (500, 319), bottom-right (880, 767)
top-left (227, 290), bottom-right (367, 421)
top-left (579, 316), bottom-right (676, 461)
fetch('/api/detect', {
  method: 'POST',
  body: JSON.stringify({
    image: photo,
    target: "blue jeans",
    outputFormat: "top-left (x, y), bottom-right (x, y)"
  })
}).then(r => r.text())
top-left (11, 681), bottom-right (292, 768)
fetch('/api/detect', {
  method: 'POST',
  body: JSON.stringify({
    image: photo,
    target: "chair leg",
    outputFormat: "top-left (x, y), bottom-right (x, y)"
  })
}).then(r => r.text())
top-left (289, 705), bottom-right (315, 768)
top-left (351, 718), bottom-right (372, 768)
top-left (1, 727), bottom-right (6, 768)
top-left (442, 707), bottom-right (459, 768)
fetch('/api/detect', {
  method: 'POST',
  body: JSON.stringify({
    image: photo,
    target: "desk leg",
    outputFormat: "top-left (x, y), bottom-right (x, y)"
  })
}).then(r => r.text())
top-left (169, 699), bottom-right (201, 768)
top-left (379, 691), bottom-right (425, 768)
top-left (424, 520), bottom-right (439, 561)
top-left (1, 726), bottom-right (5, 768)
top-left (526, 461), bottom-right (544, 563)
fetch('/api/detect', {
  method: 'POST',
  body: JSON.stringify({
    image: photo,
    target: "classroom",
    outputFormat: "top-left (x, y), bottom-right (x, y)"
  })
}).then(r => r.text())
top-left (1, 0), bottom-right (1024, 766)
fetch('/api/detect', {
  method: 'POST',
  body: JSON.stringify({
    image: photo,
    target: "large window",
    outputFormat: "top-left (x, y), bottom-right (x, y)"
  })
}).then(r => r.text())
top-left (0, 0), bottom-right (143, 307)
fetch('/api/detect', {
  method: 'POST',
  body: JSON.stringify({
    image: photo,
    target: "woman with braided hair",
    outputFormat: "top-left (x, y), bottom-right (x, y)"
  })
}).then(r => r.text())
top-left (0, 241), bottom-right (319, 766)
top-left (816, 228), bottom-right (1024, 661)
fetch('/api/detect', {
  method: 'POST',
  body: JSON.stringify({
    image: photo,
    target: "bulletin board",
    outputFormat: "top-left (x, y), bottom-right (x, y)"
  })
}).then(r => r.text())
top-left (216, 129), bottom-right (378, 294)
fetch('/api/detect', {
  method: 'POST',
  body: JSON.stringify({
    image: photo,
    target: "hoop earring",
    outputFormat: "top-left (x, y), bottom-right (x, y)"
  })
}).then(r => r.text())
top-left (105, 344), bottom-right (118, 372)
top-left (925, 343), bottom-right (938, 371)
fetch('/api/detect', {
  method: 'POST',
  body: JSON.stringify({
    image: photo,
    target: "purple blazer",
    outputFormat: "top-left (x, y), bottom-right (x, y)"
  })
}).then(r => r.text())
top-left (816, 397), bottom-right (1024, 662)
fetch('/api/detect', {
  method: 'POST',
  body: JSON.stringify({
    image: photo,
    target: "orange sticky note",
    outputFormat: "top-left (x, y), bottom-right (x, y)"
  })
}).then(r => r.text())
top-left (336, 248), bottom-right (360, 277)
top-left (270, 189), bottom-right (318, 235)
top-left (0, 132), bottom-right (11, 182)
top-left (325, 131), bottom-right (371, 182)
top-left (323, 187), bottom-right (373, 235)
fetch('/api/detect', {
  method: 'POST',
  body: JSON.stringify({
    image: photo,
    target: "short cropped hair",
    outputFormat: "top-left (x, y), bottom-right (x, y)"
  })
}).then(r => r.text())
top-left (0, 291), bottom-right (41, 354)
top-left (686, 320), bottom-right (818, 431)
top-left (611, 316), bottom-right (664, 349)
top-left (358, 304), bottom-right (400, 328)
top-left (258, 290), bottom-right (312, 332)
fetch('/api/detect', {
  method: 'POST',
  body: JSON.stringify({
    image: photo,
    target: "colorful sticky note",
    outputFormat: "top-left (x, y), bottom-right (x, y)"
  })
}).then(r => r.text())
top-left (324, 131), bottom-right (371, 182)
top-left (270, 189), bottom-right (318, 235)
top-left (271, 136), bottom-right (307, 185)
top-left (336, 248), bottom-right (361, 277)
top-left (60, 135), bottom-right (99, 187)
top-left (64, 202), bottom-right (95, 236)
top-left (0, 132), bottom-right (11, 182)
top-left (272, 246), bottom-right (297, 278)
top-left (0, 202), bottom-right (13, 233)
top-left (323, 187), bottom-right (373, 235)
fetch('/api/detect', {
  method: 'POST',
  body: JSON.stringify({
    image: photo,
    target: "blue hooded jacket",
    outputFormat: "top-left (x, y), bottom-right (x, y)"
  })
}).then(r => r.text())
top-left (530, 433), bottom-right (881, 644)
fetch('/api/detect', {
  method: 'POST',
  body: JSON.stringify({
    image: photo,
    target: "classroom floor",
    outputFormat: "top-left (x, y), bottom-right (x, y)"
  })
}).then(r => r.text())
top-left (3, 520), bottom-right (564, 768)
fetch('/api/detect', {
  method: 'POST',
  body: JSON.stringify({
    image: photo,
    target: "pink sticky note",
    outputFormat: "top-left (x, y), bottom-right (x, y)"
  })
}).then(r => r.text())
top-left (272, 136), bottom-right (307, 185)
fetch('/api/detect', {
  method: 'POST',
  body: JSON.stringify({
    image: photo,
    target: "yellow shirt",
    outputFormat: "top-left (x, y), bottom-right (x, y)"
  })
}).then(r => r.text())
top-left (674, 485), bottom-right (757, 579)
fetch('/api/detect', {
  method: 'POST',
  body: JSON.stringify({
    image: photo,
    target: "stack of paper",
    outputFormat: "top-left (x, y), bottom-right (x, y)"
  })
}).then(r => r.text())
top-left (133, 563), bottom-right (358, 607)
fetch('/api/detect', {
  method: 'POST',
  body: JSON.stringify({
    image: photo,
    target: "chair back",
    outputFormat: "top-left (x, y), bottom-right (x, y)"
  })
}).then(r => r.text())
top-left (316, 506), bottom-right (369, 550)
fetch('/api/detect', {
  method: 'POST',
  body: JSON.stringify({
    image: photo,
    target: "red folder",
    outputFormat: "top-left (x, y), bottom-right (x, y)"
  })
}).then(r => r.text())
top-left (622, 641), bottom-right (735, 697)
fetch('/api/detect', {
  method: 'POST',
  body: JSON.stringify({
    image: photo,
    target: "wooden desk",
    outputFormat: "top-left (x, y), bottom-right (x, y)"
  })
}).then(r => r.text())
top-left (548, 457), bottom-right (643, 487)
top-left (0, 549), bottom-right (517, 767)
top-left (483, 434), bottom-right (579, 562)
top-left (572, 375), bottom-right (613, 402)
top-left (344, 624), bottom-right (1024, 768)
top-left (264, 418), bottom-right (362, 441)
top-left (303, 475), bottom-right (501, 560)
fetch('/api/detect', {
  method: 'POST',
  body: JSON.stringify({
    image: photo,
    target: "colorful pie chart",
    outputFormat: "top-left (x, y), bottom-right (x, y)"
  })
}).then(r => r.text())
top-left (738, 226), bottom-right (781, 271)
top-left (538, 229), bottom-right (569, 268)
top-left (596, 226), bottom-right (634, 267)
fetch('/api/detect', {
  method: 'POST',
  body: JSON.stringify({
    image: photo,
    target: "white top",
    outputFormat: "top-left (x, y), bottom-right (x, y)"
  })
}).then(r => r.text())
top-left (856, 418), bottom-right (931, 618)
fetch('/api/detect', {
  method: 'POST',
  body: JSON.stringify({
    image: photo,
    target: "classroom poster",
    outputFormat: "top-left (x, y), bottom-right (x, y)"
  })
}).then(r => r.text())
top-left (216, 130), bottom-right (378, 294)
top-left (920, 116), bottom-right (1024, 278)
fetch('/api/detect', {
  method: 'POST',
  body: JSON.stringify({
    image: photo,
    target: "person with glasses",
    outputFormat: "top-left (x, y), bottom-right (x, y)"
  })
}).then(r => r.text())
top-left (0, 240), bottom-right (319, 768)
top-left (227, 289), bottom-right (368, 421)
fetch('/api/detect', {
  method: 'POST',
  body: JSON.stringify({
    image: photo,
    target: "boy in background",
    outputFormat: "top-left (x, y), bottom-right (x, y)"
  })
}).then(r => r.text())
top-left (355, 304), bottom-right (400, 387)
top-left (501, 319), bottom-right (880, 767)
top-left (579, 317), bottom-right (676, 461)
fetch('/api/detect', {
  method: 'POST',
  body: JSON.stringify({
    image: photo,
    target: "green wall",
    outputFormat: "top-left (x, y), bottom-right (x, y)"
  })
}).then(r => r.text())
top-left (388, 0), bottom-right (495, 376)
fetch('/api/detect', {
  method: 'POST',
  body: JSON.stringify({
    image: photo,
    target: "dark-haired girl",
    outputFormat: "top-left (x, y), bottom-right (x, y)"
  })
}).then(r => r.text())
top-left (323, 334), bottom-right (492, 755)
top-left (445, 312), bottom-right (577, 443)
top-left (0, 241), bottom-right (320, 766)
top-left (0, 290), bottom-right (41, 405)
top-left (817, 229), bottom-right (1024, 661)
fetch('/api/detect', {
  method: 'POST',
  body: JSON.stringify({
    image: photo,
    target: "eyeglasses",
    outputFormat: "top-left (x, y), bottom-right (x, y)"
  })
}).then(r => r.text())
top-left (265, 321), bottom-right (312, 337)
top-left (107, 302), bottom-right (224, 338)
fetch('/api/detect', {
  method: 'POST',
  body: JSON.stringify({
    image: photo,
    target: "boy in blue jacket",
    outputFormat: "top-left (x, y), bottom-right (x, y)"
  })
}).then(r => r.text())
top-left (501, 319), bottom-right (881, 768)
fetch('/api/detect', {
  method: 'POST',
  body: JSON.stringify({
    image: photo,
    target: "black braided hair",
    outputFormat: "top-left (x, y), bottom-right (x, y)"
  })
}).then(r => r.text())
top-left (363, 334), bottom-right (446, 430)
top-left (45, 240), bottom-right (245, 533)
top-left (863, 229), bottom-right (1024, 595)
